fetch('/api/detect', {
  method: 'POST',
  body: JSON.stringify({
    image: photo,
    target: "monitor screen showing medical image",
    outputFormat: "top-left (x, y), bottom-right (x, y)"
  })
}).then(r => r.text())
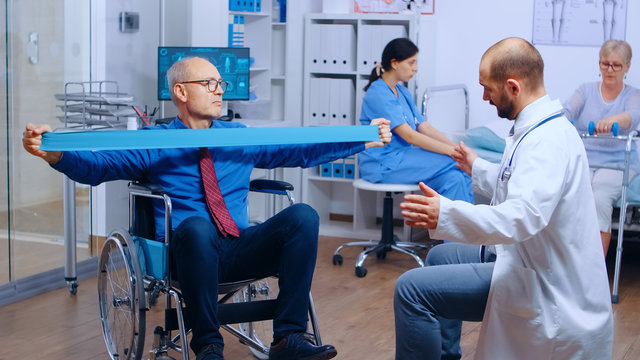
top-left (157, 46), bottom-right (250, 101)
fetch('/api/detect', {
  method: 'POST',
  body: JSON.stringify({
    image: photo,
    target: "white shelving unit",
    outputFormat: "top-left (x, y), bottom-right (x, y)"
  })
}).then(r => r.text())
top-left (228, 1), bottom-right (295, 223)
top-left (228, 1), bottom-right (291, 125)
top-left (301, 13), bottom-right (422, 241)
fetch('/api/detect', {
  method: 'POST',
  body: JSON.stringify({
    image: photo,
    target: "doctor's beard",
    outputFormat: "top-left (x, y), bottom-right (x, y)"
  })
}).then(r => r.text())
top-left (492, 97), bottom-right (517, 120)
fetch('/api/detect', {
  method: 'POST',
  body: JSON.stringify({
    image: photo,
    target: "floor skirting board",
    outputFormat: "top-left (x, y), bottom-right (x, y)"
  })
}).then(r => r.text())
top-left (0, 256), bottom-right (97, 306)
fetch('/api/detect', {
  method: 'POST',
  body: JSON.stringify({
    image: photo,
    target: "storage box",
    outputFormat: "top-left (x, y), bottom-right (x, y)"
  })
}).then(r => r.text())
top-left (332, 161), bottom-right (344, 178)
top-left (320, 163), bottom-right (332, 177)
top-left (344, 163), bottom-right (355, 179)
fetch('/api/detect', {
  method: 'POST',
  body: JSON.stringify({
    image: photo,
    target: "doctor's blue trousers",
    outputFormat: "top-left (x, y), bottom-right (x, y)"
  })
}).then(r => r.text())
top-left (394, 243), bottom-right (495, 360)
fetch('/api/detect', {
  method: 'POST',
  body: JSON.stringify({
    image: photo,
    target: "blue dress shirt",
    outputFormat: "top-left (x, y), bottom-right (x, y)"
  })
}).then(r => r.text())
top-left (53, 117), bottom-right (365, 240)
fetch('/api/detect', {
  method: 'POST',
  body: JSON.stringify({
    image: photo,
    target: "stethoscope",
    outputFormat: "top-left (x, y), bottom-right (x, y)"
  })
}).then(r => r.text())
top-left (398, 91), bottom-right (420, 128)
top-left (500, 112), bottom-right (564, 182)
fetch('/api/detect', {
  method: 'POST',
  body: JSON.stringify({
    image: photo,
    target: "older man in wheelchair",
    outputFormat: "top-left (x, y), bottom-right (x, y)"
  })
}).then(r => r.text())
top-left (22, 56), bottom-right (391, 360)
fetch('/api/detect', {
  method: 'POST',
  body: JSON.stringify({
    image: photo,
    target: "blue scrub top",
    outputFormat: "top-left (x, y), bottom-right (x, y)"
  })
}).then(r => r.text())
top-left (359, 78), bottom-right (425, 181)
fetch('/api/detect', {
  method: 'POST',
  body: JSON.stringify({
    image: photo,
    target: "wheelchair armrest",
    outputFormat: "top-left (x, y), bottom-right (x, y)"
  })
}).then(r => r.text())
top-left (129, 182), bottom-right (166, 196)
top-left (131, 180), bottom-right (293, 196)
top-left (249, 179), bottom-right (294, 195)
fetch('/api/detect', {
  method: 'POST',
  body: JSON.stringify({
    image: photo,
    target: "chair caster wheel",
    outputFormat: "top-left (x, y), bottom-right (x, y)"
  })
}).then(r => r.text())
top-left (376, 249), bottom-right (386, 259)
top-left (355, 266), bottom-right (367, 278)
top-left (332, 254), bottom-right (343, 266)
top-left (67, 281), bottom-right (78, 295)
top-left (155, 355), bottom-right (177, 360)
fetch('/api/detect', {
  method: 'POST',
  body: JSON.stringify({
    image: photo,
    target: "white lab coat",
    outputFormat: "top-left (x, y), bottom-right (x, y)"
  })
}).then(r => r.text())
top-left (430, 95), bottom-right (613, 360)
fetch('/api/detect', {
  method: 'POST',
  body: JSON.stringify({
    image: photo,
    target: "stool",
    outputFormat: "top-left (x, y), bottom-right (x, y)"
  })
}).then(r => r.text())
top-left (332, 179), bottom-right (430, 277)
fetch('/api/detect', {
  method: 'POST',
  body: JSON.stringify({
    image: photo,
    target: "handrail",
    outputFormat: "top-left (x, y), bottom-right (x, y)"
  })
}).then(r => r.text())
top-left (421, 84), bottom-right (469, 130)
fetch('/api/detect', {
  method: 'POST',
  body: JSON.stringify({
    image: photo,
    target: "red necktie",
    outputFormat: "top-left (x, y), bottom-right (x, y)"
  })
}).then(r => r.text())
top-left (199, 147), bottom-right (240, 237)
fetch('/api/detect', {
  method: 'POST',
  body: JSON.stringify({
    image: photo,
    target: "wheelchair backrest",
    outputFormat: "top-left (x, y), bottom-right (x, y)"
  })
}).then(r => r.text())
top-left (129, 182), bottom-right (172, 281)
top-left (132, 195), bottom-right (156, 240)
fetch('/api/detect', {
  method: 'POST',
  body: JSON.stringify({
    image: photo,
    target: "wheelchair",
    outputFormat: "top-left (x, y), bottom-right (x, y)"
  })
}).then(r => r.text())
top-left (97, 179), bottom-right (323, 360)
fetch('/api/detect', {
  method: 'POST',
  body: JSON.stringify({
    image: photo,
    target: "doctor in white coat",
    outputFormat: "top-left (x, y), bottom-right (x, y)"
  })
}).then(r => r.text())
top-left (395, 37), bottom-right (613, 360)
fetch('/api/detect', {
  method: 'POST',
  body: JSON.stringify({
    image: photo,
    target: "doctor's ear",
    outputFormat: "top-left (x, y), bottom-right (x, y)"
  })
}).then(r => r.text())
top-left (505, 78), bottom-right (520, 96)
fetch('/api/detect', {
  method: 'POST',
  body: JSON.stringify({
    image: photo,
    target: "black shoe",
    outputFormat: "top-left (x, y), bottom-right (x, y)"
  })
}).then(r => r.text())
top-left (268, 332), bottom-right (337, 360)
top-left (196, 343), bottom-right (224, 360)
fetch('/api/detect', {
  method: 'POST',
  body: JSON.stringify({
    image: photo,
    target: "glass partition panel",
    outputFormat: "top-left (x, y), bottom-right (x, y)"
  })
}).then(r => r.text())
top-left (0, 0), bottom-right (8, 285)
top-left (1, 0), bottom-right (91, 284)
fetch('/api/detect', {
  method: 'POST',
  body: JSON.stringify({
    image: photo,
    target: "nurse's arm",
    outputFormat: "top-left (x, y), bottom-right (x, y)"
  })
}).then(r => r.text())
top-left (417, 122), bottom-right (457, 147)
top-left (394, 123), bottom-right (455, 156)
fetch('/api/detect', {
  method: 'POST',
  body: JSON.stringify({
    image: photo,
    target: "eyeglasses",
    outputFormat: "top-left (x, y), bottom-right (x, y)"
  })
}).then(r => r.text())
top-left (180, 79), bottom-right (228, 92)
top-left (599, 61), bottom-right (623, 71)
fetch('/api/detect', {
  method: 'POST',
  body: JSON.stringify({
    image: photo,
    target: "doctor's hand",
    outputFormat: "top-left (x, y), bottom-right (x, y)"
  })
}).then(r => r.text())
top-left (400, 182), bottom-right (440, 229)
top-left (452, 141), bottom-right (478, 177)
top-left (365, 118), bottom-right (392, 149)
top-left (22, 123), bottom-right (62, 165)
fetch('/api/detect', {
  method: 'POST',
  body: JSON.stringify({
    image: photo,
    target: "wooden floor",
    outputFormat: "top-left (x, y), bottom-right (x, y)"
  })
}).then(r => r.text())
top-left (2, 236), bottom-right (640, 359)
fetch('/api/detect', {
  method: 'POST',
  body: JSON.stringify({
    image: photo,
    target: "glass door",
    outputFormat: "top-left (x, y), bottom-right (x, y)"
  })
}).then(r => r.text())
top-left (0, 0), bottom-right (91, 286)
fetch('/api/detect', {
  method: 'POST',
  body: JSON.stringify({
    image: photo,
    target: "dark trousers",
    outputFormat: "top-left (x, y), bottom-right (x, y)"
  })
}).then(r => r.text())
top-left (172, 203), bottom-right (320, 355)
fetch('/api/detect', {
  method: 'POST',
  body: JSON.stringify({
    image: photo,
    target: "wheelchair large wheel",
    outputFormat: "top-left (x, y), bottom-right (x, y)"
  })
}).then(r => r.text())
top-left (234, 277), bottom-right (279, 359)
top-left (98, 229), bottom-right (146, 360)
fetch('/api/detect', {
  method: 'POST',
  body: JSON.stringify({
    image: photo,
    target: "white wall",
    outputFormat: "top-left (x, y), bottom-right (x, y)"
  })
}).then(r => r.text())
top-left (416, 0), bottom-right (640, 132)
top-left (89, 0), bottom-right (164, 236)
top-left (102, 0), bottom-right (161, 109)
top-left (91, 1), bottom-right (640, 130)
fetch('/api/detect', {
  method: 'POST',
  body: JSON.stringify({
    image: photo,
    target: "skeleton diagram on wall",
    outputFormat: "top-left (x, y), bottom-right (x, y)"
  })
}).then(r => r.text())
top-left (354, 0), bottom-right (434, 14)
top-left (603, 0), bottom-right (626, 42)
top-left (551, 0), bottom-right (567, 43)
top-left (533, 0), bottom-right (627, 46)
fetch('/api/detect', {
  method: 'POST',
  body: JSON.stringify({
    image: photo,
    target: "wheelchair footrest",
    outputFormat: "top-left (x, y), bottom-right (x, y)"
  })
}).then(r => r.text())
top-left (218, 299), bottom-right (279, 325)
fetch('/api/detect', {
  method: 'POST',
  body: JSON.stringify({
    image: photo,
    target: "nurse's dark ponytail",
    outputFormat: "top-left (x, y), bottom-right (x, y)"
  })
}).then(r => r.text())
top-left (363, 38), bottom-right (419, 91)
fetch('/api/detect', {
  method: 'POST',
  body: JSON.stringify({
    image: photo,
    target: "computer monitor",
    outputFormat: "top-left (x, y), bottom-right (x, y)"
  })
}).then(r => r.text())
top-left (157, 46), bottom-right (250, 101)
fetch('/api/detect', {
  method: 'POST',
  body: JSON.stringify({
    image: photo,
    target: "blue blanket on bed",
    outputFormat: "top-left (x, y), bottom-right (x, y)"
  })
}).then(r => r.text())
top-left (464, 126), bottom-right (505, 164)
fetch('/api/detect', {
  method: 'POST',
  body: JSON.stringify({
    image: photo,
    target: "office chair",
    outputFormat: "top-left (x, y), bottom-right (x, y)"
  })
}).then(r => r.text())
top-left (332, 179), bottom-right (430, 277)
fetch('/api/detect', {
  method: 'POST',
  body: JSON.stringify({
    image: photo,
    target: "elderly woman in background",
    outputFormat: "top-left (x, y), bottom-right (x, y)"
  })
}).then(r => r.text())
top-left (563, 40), bottom-right (640, 257)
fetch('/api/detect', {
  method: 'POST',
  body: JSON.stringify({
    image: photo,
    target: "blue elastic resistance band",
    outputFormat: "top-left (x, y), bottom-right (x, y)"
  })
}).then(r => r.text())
top-left (41, 126), bottom-right (380, 151)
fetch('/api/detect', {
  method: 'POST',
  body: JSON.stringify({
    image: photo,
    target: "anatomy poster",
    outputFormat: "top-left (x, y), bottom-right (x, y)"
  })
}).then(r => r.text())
top-left (354, 0), bottom-right (434, 15)
top-left (533, 0), bottom-right (627, 46)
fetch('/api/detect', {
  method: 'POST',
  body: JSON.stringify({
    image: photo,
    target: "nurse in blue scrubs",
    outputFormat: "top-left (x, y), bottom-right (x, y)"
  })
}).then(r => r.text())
top-left (359, 38), bottom-right (474, 203)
